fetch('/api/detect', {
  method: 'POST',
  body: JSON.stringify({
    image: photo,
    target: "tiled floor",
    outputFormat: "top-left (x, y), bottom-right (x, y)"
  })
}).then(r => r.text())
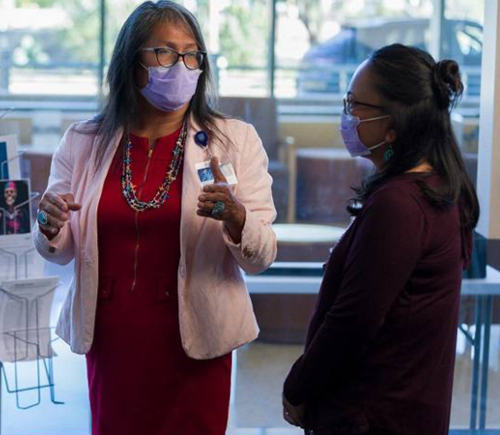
top-left (1, 260), bottom-right (499, 434)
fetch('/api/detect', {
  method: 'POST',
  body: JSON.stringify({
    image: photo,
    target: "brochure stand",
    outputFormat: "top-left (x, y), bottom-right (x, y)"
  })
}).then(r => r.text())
top-left (0, 151), bottom-right (25, 181)
top-left (0, 292), bottom-right (62, 407)
top-left (0, 148), bottom-right (64, 433)
top-left (0, 274), bottom-right (63, 435)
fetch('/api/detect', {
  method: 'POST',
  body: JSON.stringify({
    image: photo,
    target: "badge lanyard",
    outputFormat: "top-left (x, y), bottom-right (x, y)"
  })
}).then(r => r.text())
top-left (193, 130), bottom-right (238, 187)
top-left (194, 130), bottom-right (213, 158)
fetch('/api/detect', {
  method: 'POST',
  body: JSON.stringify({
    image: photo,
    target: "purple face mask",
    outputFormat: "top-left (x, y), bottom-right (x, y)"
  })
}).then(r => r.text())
top-left (140, 62), bottom-right (202, 112)
top-left (340, 112), bottom-right (390, 157)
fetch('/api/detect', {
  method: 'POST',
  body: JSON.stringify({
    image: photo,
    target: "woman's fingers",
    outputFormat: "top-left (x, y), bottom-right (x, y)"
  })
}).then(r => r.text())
top-left (45, 212), bottom-right (66, 229)
top-left (196, 209), bottom-right (212, 218)
top-left (209, 156), bottom-right (228, 184)
top-left (196, 203), bottom-right (226, 221)
top-left (196, 207), bottom-right (227, 221)
top-left (197, 201), bottom-right (213, 212)
top-left (197, 199), bottom-right (230, 212)
top-left (41, 201), bottom-right (69, 221)
top-left (67, 202), bottom-right (82, 211)
top-left (202, 182), bottom-right (229, 193)
top-left (41, 192), bottom-right (81, 217)
top-left (197, 182), bottom-right (244, 225)
top-left (198, 189), bottom-right (229, 212)
top-left (198, 192), bottom-right (227, 203)
top-left (44, 191), bottom-right (70, 212)
top-left (39, 223), bottom-right (60, 235)
top-left (60, 193), bottom-right (82, 211)
top-left (37, 204), bottom-right (62, 235)
top-left (38, 192), bottom-right (82, 237)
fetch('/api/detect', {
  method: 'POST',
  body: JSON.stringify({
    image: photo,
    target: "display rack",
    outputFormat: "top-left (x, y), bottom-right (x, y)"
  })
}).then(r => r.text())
top-left (0, 154), bottom-right (63, 433)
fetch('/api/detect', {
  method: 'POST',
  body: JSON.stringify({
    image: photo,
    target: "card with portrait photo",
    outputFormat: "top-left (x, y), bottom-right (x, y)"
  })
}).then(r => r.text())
top-left (0, 179), bottom-right (32, 237)
top-left (195, 161), bottom-right (238, 187)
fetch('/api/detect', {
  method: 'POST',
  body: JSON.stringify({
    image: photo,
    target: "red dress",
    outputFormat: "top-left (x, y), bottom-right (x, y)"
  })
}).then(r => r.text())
top-left (86, 130), bottom-right (232, 435)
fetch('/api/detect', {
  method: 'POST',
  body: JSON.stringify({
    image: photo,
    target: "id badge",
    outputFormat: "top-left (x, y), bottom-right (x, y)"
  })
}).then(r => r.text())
top-left (195, 161), bottom-right (238, 187)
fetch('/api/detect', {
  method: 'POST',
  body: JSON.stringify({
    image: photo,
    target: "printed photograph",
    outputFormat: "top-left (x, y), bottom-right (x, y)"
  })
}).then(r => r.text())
top-left (0, 179), bottom-right (31, 236)
top-left (197, 166), bottom-right (214, 183)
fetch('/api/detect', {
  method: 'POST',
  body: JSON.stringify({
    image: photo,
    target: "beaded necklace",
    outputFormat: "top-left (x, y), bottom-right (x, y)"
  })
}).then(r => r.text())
top-left (121, 124), bottom-right (187, 212)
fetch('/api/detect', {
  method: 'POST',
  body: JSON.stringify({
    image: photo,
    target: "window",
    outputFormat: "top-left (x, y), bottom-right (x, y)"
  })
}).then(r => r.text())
top-left (0, 0), bottom-right (100, 97)
top-left (1, 1), bottom-right (498, 434)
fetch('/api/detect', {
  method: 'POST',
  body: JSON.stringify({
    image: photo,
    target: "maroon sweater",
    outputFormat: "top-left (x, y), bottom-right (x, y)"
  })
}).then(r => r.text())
top-left (284, 173), bottom-right (472, 435)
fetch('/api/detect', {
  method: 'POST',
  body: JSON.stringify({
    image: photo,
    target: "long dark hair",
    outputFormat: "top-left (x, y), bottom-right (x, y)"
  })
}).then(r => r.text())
top-left (350, 44), bottom-right (479, 230)
top-left (90, 0), bottom-right (227, 168)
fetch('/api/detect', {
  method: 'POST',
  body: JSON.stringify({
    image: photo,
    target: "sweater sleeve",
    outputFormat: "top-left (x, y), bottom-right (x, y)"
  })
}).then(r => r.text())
top-left (283, 186), bottom-right (427, 405)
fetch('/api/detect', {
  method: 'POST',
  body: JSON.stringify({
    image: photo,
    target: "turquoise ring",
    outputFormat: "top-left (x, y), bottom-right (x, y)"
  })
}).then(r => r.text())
top-left (211, 201), bottom-right (225, 218)
top-left (37, 209), bottom-right (49, 225)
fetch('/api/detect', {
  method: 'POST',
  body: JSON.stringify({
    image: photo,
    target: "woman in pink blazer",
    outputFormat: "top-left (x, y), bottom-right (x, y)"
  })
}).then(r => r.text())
top-left (33, 2), bottom-right (277, 434)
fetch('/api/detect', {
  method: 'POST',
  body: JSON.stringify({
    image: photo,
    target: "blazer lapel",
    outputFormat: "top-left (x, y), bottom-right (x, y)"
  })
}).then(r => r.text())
top-left (80, 128), bottom-right (123, 262)
top-left (180, 118), bottom-right (213, 269)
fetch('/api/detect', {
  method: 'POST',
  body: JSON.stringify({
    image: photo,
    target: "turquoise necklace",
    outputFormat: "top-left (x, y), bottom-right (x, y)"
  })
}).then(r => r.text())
top-left (121, 125), bottom-right (187, 212)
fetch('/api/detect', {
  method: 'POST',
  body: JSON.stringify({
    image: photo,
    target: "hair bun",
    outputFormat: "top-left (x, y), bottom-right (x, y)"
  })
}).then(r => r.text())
top-left (432, 59), bottom-right (464, 110)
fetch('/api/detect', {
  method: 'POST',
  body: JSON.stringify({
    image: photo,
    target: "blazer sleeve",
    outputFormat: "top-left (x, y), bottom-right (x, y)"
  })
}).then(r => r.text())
top-left (283, 187), bottom-right (426, 405)
top-left (32, 126), bottom-right (76, 265)
top-left (221, 123), bottom-right (278, 275)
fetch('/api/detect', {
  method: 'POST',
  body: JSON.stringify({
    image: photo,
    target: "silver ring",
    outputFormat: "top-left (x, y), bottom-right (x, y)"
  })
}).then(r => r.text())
top-left (37, 209), bottom-right (49, 225)
top-left (211, 201), bottom-right (225, 218)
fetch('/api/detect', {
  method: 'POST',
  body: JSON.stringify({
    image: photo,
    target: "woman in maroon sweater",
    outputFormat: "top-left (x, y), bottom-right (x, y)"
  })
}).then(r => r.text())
top-left (283, 44), bottom-right (479, 435)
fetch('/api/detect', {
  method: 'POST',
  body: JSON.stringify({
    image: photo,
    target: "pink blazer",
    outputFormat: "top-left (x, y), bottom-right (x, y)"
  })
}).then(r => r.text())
top-left (33, 117), bottom-right (277, 359)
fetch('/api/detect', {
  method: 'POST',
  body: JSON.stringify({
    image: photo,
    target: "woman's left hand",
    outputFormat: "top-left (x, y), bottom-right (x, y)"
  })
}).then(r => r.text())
top-left (283, 394), bottom-right (306, 428)
top-left (197, 156), bottom-right (246, 243)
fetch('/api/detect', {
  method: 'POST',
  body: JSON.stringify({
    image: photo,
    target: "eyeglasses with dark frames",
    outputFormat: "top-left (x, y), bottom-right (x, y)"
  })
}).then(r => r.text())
top-left (140, 47), bottom-right (206, 70)
top-left (343, 94), bottom-right (385, 115)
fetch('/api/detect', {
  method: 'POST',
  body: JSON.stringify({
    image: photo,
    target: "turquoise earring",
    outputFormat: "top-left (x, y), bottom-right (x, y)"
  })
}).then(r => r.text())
top-left (384, 144), bottom-right (394, 161)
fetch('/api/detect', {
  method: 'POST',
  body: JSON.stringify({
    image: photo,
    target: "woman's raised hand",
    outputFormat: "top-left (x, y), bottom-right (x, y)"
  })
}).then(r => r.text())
top-left (37, 192), bottom-right (81, 240)
top-left (196, 156), bottom-right (246, 243)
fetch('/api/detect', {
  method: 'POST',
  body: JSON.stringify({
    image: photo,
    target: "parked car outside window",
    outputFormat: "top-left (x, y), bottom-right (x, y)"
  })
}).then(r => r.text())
top-left (297, 18), bottom-right (483, 98)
